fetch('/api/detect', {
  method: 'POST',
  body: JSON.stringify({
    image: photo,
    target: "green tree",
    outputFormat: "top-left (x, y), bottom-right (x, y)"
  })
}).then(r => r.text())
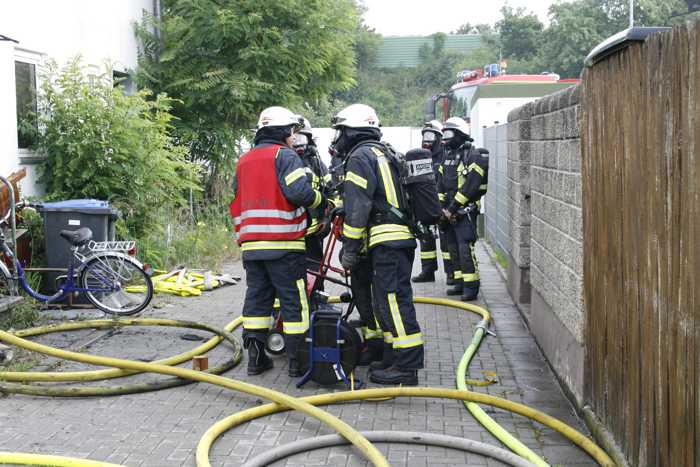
top-left (538, 0), bottom-right (685, 78)
top-left (496, 6), bottom-right (544, 61)
top-left (36, 59), bottom-right (199, 237)
top-left (431, 32), bottom-right (447, 57)
top-left (136, 0), bottom-right (361, 199)
top-left (355, 25), bottom-right (382, 72)
top-left (538, 0), bottom-right (609, 77)
top-left (601, 0), bottom-right (685, 27)
top-left (454, 23), bottom-right (494, 35)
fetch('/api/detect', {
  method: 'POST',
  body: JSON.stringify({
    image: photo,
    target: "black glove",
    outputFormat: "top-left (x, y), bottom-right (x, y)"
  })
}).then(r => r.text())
top-left (341, 250), bottom-right (359, 271)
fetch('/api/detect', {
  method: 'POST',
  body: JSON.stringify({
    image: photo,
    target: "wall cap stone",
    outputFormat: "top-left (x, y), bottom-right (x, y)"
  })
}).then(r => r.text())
top-left (508, 101), bottom-right (534, 123)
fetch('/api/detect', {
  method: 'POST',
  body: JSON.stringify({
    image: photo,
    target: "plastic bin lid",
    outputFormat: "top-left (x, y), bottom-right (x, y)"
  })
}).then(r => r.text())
top-left (38, 199), bottom-right (120, 217)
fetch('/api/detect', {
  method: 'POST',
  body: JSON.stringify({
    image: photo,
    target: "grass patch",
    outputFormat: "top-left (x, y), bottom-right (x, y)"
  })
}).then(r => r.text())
top-left (493, 247), bottom-right (509, 270)
top-left (135, 205), bottom-right (239, 271)
top-left (486, 239), bottom-right (509, 270)
top-left (0, 302), bottom-right (43, 374)
top-left (0, 351), bottom-right (42, 373)
top-left (0, 299), bottom-right (41, 331)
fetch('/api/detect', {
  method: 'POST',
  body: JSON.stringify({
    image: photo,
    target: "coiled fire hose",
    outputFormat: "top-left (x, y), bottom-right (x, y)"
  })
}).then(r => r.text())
top-left (0, 298), bottom-right (615, 466)
top-left (0, 318), bottom-right (242, 396)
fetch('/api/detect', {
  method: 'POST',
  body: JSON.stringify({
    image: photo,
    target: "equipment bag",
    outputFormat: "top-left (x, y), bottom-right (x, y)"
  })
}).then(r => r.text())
top-left (403, 148), bottom-right (442, 225)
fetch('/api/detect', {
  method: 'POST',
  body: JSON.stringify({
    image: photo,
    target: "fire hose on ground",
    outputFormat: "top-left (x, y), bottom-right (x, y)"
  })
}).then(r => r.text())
top-left (0, 297), bottom-right (616, 467)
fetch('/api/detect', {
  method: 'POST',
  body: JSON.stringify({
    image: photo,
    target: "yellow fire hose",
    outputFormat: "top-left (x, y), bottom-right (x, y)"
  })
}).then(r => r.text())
top-left (0, 318), bottom-right (240, 383)
top-left (0, 297), bottom-right (615, 466)
top-left (0, 328), bottom-right (390, 467)
top-left (0, 452), bottom-right (123, 467)
top-left (0, 318), bottom-right (242, 397)
top-left (416, 298), bottom-right (549, 467)
top-left (196, 387), bottom-right (614, 467)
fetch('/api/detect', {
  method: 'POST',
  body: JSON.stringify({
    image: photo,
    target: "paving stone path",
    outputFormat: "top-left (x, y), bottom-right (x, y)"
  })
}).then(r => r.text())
top-left (0, 241), bottom-right (597, 466)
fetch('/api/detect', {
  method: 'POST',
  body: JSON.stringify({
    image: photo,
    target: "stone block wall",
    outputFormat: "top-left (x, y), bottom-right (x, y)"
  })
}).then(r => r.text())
top-left (483, 124), bottom-right (509, 258)
top-left (528, 85), bottom-right (584, 404)
top-left (504, 103), bottom-right (534, 305)
top-left (483, 85), bottom-right (585, 405)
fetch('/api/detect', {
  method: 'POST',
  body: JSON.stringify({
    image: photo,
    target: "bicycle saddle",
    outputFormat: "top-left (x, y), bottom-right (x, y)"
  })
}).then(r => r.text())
top-left (59, 227), bottom-right (93, 246)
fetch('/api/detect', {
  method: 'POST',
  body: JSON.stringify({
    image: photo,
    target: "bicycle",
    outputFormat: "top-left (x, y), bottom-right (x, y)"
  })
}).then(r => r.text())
top-left (0, 202), bottom-right (153, 316)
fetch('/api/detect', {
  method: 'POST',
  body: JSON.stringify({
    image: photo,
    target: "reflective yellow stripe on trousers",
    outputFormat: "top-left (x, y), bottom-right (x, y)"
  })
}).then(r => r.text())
top-left (387, 293), bottom-right (423, 349)
top-left (243, 316), bottom-right (273, 330)
top-left (283, 279), bottom-right (310, 334)
top-left (462, 273), bottom-right (480, 282)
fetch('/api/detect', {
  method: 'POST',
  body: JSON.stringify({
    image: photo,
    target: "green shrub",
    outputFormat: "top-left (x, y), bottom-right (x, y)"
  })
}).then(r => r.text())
top-left (35, 58), bottom-right (200, 238)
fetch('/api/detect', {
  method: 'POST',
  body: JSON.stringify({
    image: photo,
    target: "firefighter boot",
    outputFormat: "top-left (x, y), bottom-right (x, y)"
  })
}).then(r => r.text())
top-left (358, 339), bottom-right (384, 366)
top-left (461, 290), bottom-right (479, 301)
top-left (285, 334), bottom-right (304, 377)
top-left (446, 284), bottom-right (463, 296)
top-left (369, 343), bottom-right (394, 371)
top-left (411, 270), bottom-right (435, 283)
top-left (369, 366), bottom-right (419, 386)
top-left (246, 338), bottom-right (273, 376)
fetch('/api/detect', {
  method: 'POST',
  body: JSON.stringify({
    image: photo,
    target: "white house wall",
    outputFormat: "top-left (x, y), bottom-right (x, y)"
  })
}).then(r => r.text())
top-left (313, 127), bottom-right (424, 167)
top-left (0, 0), bottom-right (152, 73)
top-left (0, 0), bottom-right (153, 197)
top-left (471, 97), bottom-right (538, 148)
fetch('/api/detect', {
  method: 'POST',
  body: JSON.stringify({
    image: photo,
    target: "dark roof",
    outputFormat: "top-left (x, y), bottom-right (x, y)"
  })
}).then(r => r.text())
top-left (376, 34), bottom-right (482, 68)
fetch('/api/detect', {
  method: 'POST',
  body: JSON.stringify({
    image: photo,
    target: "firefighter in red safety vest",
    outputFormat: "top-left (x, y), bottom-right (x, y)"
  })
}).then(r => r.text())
top-left (230, 106), bottom-right (326, 377)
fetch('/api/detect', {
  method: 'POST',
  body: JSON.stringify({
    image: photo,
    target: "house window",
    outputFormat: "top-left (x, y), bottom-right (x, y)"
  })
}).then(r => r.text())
top-left (15, 60), bottom-right (37, 149)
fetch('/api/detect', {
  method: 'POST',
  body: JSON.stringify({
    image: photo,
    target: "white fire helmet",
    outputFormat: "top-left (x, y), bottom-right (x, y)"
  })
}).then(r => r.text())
top-left (422, 120), bottom-right (443, 137)
top-left (331, 104), bottom-right (380, 129)
top-left (256, 106), bottom-right (303, 131)
top-left (442, 117), bottom-right (471, 141)
top-left (298, 117), bottom-right (313, 137)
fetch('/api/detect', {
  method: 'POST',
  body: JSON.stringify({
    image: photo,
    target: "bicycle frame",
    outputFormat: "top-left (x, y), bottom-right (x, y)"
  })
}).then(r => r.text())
top-left (1, 241), bottom-right (121, 304)
top-left (306, 210), bottom-right (354, 307)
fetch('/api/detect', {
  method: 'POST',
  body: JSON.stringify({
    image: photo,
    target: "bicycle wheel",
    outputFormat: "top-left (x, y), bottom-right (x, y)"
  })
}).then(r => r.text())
top-left (80, 254), bottom-right (153, 315)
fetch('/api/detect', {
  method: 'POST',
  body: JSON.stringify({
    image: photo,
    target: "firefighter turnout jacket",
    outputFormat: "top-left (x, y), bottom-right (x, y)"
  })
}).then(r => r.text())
top-left (300, 145), bottom-right (331, 236)
top-left (438, 144), bottom-right (489, 213)
top-left (230, 140), bottom-right (324, 260)
top-left (342, 141), bottom-right (416, 254)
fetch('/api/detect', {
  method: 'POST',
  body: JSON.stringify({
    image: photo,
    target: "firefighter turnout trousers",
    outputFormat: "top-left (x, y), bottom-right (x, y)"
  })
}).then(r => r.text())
top-left (371, 245), bottom-right (424, 369)
top-left (418, 229), bottom-right (453, 276)
top-left (242, 252), bottom-right (310, 346)
top-left (350, 254), bottom-right (386, 344)
top-left (446, 210), bottom-right (480, 296)
top-left (305, 235), bottom-right (324, 270)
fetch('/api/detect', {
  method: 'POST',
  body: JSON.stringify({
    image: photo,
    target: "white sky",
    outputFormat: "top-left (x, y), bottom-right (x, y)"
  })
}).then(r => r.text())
top-left (361, 0), bottom-right (559, 36)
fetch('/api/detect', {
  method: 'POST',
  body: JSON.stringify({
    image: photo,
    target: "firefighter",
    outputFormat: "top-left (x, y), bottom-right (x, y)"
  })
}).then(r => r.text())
top-left (293, 117), bottom-right (331, 268)
top-left (411, 120), bottom-right (455, 285)
top-left (335, 103), bottom-right (424, 386)
top-left (438, 117), bottom-right (489, 301)
top-left (230, 106), bottom-right (325, 377)
top-left (328, 139), bottom-right (385, 367)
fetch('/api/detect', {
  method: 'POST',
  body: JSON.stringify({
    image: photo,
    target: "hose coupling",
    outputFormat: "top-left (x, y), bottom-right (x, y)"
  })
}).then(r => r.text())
top-left (475, 320), bottom-right (496, 337)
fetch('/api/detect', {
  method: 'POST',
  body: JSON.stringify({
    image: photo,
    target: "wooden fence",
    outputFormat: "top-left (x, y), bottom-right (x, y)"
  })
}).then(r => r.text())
top-left (582, 21), bottom-right (700, 467)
